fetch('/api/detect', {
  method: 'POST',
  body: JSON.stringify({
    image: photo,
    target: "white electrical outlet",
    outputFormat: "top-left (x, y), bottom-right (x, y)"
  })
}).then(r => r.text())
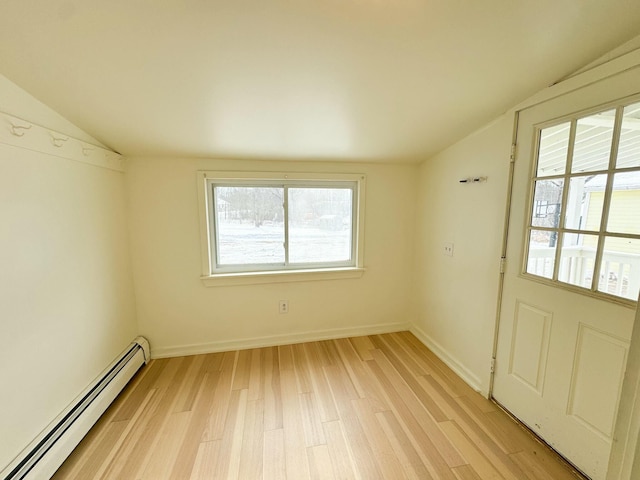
top-left (443, 242), bottom-right (454, 257)
top-left (279, 300), bottom-right (289, 314)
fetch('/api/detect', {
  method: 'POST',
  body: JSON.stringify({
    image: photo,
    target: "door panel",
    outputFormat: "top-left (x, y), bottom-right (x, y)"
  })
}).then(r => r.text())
top-left (567, 325), bottom-right (628, 438)
top-left (508, 301), bottom-right (552, 395)
top-left (493, 67), bottom-right (640, 480)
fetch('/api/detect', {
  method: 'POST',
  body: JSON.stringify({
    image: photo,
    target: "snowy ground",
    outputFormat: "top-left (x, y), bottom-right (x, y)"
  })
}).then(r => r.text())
top-left (217, 222), bottom-right (351, 265)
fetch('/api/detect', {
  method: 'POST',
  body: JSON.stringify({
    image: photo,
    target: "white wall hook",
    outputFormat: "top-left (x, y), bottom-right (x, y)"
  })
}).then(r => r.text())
top-left (82, 146), bottom-right (94, 156)
top-left (51, 134), bottom-right (69, 148)
top-left (9, 122), bottom-right (32, 137)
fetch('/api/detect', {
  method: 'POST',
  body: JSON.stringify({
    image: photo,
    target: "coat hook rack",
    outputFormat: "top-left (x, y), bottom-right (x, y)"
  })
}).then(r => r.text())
top-left (1, 110), bottom-right (124, 172)
top-left (9, 122), bottom-right (32, 137)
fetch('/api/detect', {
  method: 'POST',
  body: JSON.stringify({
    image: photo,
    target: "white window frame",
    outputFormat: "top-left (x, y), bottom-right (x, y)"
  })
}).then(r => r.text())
top-left (522, 97), bottom-right (640, 305)
top-left (197, 171), bottom-right (366, 286)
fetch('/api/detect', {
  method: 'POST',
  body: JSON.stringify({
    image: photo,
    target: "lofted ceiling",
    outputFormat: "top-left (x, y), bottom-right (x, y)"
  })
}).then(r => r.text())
top-left (1, 1), bottom-right (640, 163)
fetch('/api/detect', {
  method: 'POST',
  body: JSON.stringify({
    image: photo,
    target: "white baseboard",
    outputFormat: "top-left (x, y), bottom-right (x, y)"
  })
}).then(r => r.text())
top-left (150, 321), bottom-right (410, 358)
top-left (409, 324), bottom-right (485, 396)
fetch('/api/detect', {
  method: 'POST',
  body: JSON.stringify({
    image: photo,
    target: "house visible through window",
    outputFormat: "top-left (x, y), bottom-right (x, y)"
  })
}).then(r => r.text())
top-left (524, 100), bottom-right (640, 302)
top-left (197, 172), bottom-right (365, 280)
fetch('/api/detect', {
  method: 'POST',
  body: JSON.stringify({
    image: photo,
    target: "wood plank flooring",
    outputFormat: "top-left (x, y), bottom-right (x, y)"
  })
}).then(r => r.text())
top-left (52, 332), bottom-right (585, 479)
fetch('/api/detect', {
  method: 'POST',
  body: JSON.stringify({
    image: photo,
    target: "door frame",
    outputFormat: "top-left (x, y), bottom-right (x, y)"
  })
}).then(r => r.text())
top-left (607, 295), bottom-right (640, 480)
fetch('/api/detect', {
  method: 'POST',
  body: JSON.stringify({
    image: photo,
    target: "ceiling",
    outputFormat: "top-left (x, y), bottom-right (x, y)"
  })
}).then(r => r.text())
top-left (1, 1), bottom-right (640, 163)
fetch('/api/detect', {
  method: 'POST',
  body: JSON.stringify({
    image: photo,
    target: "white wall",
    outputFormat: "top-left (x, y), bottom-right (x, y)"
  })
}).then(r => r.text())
top-left (411, 44), bottom-right (640, 398)
top-left (411, 115), bottom-right (513, 394)
top-left (0, 77), bottom-right (137, 469)
top-left (126, 157), bottom-right (417, 357)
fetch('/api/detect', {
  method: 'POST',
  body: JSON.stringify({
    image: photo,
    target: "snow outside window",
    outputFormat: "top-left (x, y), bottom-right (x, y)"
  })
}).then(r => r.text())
top-left (197, 172), bottom-right (366, 283)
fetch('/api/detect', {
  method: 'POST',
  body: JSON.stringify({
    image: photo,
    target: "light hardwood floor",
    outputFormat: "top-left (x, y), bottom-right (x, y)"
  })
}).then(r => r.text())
top-left (52, 332), bottom-right (585, 479)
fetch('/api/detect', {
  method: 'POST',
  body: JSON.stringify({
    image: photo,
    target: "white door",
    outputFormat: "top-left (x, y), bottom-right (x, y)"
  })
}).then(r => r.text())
top-left (493, 68), bottom-right (640, 480)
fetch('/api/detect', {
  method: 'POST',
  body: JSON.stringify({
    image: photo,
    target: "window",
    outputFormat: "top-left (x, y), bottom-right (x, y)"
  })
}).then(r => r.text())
top-left (524, 100), bottom-right (640, 302)
top-left (197, 171), bottom-right (366, 285)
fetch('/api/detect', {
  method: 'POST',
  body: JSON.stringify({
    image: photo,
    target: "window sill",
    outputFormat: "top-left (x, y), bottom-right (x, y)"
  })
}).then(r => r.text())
top-left (200, 267), bottom-right (365, 287)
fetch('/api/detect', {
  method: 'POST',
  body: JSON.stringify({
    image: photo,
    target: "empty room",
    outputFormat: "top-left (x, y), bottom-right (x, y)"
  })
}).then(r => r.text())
top-left (2, 1), bottom-right (640, 479)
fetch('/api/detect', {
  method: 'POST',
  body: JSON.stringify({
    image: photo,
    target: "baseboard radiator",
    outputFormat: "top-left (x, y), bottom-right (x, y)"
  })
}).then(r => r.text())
top-left (1, 336), bottom-right (150, 480)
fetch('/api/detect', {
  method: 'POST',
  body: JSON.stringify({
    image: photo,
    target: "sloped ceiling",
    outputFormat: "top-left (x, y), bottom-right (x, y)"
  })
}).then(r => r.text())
top-left (1, 1), bottom-right (640, 163)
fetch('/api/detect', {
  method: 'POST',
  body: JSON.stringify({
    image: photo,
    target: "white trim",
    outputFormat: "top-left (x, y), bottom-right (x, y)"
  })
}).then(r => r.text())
top-left (201, 267), bottom-right (365, 287)
top-left (150, 321), bottom-right (408, 359)
top-left (607, 294), bottom-right (640, 480)
top-left (0, 110), bottom-right (123, 172)
top-left (409, 324), bottom-right (484, 396)
top-left (515, 47), bottom-right (640, 114)
top-left (521, 96), bottom-right (640, 305)
top-left (197, 172), bottom-right (213, 276)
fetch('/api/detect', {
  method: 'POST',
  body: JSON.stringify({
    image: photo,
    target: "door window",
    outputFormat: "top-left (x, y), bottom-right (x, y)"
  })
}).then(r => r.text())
top-left (524, 101), bottom-right (640, 302)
